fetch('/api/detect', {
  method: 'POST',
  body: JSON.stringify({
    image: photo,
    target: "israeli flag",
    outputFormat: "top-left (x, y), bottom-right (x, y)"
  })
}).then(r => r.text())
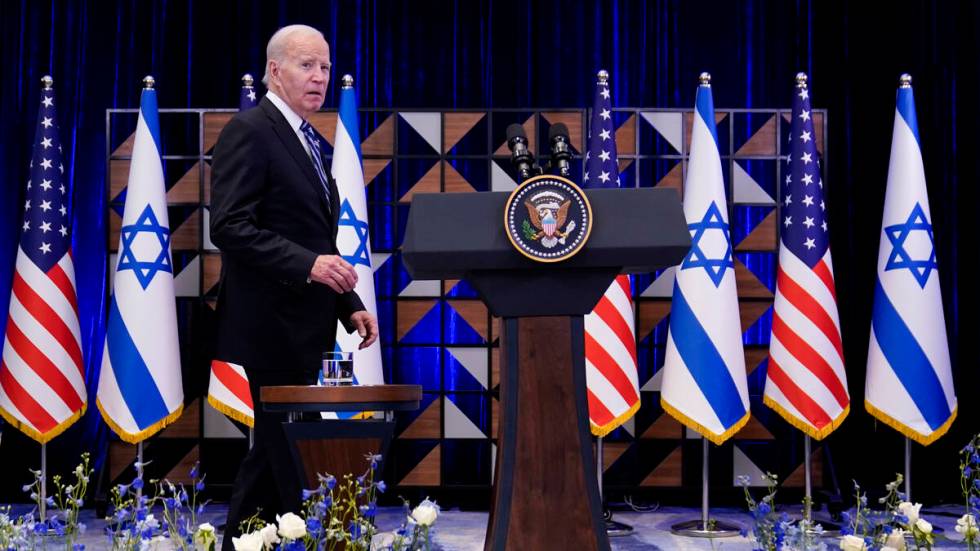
top-left (331, 76), bottom-right (383, 386)
top-left (97, 81), bottom-right (183, 443)
top-left (866, 75), bottom-right (956, 445)
top-left (660, 74), bottom-right (750, 444)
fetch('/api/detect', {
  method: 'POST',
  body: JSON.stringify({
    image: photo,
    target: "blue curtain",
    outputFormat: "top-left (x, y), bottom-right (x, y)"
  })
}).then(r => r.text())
top-left (1, 0), bottom-right (978, 501)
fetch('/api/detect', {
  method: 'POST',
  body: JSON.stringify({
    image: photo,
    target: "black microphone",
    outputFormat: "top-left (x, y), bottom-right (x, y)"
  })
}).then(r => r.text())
top-left (548, 123), bottom-right (572, 177)
top-left (506, 123), bottom-right (535, 182)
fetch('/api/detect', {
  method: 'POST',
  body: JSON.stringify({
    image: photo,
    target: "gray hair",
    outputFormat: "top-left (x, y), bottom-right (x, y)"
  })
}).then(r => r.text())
top-left (262, 24), bottom-right (325, 86)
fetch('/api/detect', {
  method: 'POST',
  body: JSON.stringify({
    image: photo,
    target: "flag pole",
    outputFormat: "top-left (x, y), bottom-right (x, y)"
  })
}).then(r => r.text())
top-left (804, 435), bottom-right (812, 523)
top-left (904, 437), bottom-right (912, 499)
top-left (596, 436), bottom-right (634, 537)
top-left (40, 443), bottom-right (47, 520)
top-left (136, 441), bottom-right (143, 500)
top-left (670, 438), bottom-right (740, 537)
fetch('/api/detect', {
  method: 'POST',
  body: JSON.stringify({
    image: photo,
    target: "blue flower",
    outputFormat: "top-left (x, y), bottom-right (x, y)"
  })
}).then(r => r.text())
top-left (116, 483), bottom-right (129, 495)
top-left (967, 467), bottom-right (974, 477)
top-left (356, 475), bottom-right (366, 487)
top-left (75, 498), bottom-right (84, 507)
top-left (72, 544), bottom-right (84, 551)
top-left (307, 517), bottom-right (322, 532)
top-left (349, 523), bottom-right (363, 539)
top-left (195, 480), bottom-right (205, 492)
top-left (360, 502), bottom-right (377, 517)
top-left (376, 481), bottom-right (387, 493)
top-left (45, 497), bottom-right (55, 507)
top-left (130, 478), bottom-right (144, 490)
top-left (324, 475), bottom-right (336, 490)
top-left (757, 502), bottom-right (771, 515)
top-left (189, 463), bottom-right (199, 479)
top-left (302, 488), bottom-right (317, 500)
top-left (21, 484), bottom-right (31, 493)
top-left (840, 525), bottom-right (852, 536)
top-left (164, 498), bottom-right (177, 509)
top-left (974, 479), bottom-right (980, 490)
top-left (971, 453), bottom-right (980, 465)
top-left (966, 444), bottom-right (976, 455)
top-left (883, 524), bottom-right (893, 534)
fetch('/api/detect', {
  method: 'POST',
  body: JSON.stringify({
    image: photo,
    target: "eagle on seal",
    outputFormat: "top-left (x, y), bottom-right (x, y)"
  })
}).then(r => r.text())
top-left (524, 199), bottom-right (571, 241)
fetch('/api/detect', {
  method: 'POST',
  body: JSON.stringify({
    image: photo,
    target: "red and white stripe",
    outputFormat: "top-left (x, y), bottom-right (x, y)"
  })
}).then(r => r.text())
top-left (585, 275), bottom-right (640, 436)
top-left (0, 250), bottom-right (85, 443)
top-left (764, 246), bottom-right (849, 439)
top-left (207, 360), bottom-right (254, 427)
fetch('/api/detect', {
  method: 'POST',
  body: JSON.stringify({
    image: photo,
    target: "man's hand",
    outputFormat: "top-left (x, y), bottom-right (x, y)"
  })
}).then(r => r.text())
top-left (349, 311), bottom-right (379, 349)
top-left (310, 254), bottom-right (358, 293)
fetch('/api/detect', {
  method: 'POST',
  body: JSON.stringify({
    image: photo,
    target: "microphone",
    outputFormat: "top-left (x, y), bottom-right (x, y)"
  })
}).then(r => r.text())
top-left (548, 123), bottom-right (572, 177)
top-left (506, 123), bottom-right (535, 182)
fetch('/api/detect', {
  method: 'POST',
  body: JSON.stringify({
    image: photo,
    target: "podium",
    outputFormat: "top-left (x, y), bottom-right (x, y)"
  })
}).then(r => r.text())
top-left (402, 187), bottom-right (690, 551)
top-left (261, 385), bottom-right (422, 488)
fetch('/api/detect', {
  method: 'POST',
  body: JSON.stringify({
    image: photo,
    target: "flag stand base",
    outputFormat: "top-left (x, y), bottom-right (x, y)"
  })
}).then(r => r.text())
top-left (670, 519), bottom-right (741, 538)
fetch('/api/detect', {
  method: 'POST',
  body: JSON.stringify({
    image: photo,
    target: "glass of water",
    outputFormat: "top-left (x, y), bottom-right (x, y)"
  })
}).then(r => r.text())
top-left (321, 351), bottom-right (354, 386)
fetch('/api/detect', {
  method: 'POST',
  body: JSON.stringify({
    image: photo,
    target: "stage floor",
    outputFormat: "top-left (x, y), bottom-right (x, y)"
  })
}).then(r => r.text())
top-left (3, 504), bottom-right (969, 549)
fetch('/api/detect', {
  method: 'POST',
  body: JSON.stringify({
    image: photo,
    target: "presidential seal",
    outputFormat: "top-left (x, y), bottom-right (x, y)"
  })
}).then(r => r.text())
top-left (504, 174), bottom-right (593, 262)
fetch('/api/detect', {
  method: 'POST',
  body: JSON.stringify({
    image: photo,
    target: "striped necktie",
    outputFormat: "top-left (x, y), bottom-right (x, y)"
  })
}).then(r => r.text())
top-left (300, 121), bottom-right (331, 207)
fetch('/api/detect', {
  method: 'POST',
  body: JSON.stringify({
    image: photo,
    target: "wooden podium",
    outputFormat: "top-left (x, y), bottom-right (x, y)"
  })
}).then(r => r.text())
top-left (401, 188), bottom-right (690, 550)
top-left (260, 385), bottom-right (422, 488)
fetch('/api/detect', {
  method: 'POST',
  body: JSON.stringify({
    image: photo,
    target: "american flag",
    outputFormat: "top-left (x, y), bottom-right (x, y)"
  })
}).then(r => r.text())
top-left (0, 78), bottom-right (86, 443)
top-left (583, 70), bottom-right (640, 437)
top-left (763, 74), bottom-right (849, 439)
top-left (239, 73), bottom-right (258, 111)
top-left (207, 74), bottom-right (260, 429)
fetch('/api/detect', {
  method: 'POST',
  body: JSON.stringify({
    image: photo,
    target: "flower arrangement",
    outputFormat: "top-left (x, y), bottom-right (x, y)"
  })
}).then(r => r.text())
top-left (231, 453), bottom-right (439, 551)
top-left (737, 473), bottom-right (825, 551)
top-left (959, 434), bottom-right (980, 550)
top-left (4, 452), bottom-right (94, 551)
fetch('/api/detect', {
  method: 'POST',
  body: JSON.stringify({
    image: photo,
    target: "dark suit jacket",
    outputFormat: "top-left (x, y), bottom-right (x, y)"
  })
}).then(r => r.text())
top-left (209, 96), bottom-right (364, 373)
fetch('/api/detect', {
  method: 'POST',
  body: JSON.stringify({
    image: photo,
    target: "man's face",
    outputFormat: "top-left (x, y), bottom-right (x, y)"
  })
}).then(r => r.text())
top-left (270, 33), bottom-right (330, 119)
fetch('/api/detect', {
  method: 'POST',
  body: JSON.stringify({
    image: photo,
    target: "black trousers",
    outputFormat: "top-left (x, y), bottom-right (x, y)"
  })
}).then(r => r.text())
top-left (222, 369), bottom-right (316, 550)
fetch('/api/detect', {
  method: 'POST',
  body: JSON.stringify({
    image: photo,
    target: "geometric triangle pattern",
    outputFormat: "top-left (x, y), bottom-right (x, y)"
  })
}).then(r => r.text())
top-left (444, 396), bottom-right (486, 439)
top-left (640, 446), bottom-right (682, 487)
top-left (104, 105), bottom-right (830, 494)
top-left (399, 443), bottom-right (441, 486)
top-left (733, 160), bottom-right (775, 204)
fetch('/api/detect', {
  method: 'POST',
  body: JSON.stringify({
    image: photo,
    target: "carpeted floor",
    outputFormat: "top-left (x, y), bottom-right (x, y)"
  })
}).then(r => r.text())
top-left (2, 504), bottom-right (971, 549)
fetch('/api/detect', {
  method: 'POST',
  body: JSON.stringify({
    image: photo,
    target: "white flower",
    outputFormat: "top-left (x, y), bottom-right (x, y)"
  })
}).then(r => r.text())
top-left (957, 514), bottom-right (979, 538)
top-left (897, 501), bottom-right (922, 526)
top-left (410, 498), bottom-right (440, 527)
top-left (839, 534), bottom-right (867, 551)
top-left (914, 518), bottom-right (932, 534)
top-left (259, 523), bottom-right (281, 548)
top-left (276, 512), bottom-right (307, 540)
top-left (194, 522), bottom-right (217, 550)
top-left (880, 547), bottom-right (899, 551)
top-left (884, 528), bottom-right (907, 550)
top-left (232, 531), bottom-right (265, 551)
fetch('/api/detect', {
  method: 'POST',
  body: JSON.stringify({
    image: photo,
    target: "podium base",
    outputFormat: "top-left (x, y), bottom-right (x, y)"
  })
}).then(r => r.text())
top-left (669, 519), bottom-right (741, 538)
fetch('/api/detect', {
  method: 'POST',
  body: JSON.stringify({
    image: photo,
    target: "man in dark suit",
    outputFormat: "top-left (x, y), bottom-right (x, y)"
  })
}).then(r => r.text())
top-left (209, 24), bottom-right (379, 547)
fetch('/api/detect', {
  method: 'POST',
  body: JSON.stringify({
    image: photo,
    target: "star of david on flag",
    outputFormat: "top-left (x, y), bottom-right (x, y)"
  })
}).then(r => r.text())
top-left (884, 203), bottom-right (937, 288)
top-left (97, 80), bottom-right (184, 443)
top-left (330, 76), bottom-right (383, 387)
top-left (682, 201), bottom-right (734, 288)
top-left (660, 74), bottom-right (749, 445)
top-left (866, 75), bottom-right (956, 445)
